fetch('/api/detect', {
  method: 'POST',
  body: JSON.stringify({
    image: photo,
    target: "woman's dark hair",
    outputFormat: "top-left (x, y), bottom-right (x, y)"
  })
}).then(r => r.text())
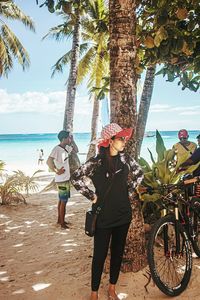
top-left (98, 142), bottom-right (119, 175)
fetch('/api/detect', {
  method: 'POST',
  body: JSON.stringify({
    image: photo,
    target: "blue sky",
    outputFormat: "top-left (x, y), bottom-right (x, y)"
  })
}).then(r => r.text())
top-left (0, 0), bottom-right (199, 134)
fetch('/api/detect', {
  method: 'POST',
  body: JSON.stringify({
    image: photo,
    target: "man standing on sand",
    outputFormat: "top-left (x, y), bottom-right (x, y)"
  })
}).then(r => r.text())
top-left (172, 129), bottom-right (197, 165)
top-left (47, 130), bottom-right (78, 229)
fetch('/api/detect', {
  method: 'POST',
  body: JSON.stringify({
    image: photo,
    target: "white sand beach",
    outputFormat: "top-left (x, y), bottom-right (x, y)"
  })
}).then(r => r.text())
top-left (1, 173), bottom-right (200, 300)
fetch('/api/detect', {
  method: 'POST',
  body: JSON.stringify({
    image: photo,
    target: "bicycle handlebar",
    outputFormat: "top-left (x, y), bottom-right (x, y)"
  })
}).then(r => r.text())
top-left (146, 176), bottom-right (200, 194)
top-left (183, 176), bottom-right (200, 185)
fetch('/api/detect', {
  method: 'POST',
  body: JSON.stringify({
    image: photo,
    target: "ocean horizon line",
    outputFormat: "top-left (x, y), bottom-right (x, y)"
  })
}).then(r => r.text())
top-left (0, 129), bottom-right (199, 135)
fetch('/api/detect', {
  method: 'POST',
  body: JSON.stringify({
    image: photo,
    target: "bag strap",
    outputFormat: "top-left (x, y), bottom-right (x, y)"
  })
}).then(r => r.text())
top-left (179, 142), bottom-right (193, 155)
top-left (58, 145), bottom-right (69, 161)
top-left (58, 144), bottom-right (69, 153)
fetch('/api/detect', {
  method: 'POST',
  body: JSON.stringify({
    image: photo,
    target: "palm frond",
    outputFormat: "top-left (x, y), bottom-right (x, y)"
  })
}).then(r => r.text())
top-left (81, 18), bottom-right (96, 36)
top-left (1, 24), bottom-right (30, 70)
top-left (0, 1), bottom-right (33, 76)
top-left (0, 1), bottom-right (35, 32)
top-left (77, 46), bottom-right (96, 84)
top-left (0, 34), bottom-right (13, 76)
top-left (51, 50), bottom-right (72, 77)
top-left (43, 23), bottom-right (73, 41)
top-left (79, 42), bottom-right (90, 56)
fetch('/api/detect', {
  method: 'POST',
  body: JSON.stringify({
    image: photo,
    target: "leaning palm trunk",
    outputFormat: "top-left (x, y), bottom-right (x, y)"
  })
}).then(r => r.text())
top-left (62, 6), bottom-right (81, 171)
top-left (109, 0), bottom-right (146, 272)
top-left (63, 6), bottom-right (80, 132)
top-left (136, 65), bottom-right (156, 157)
top-left (87, 95), bottom-right (100, 160)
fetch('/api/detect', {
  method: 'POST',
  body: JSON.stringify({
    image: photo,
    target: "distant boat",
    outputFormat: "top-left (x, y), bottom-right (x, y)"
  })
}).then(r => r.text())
top-left (145, 132), bottom-right (155, 138)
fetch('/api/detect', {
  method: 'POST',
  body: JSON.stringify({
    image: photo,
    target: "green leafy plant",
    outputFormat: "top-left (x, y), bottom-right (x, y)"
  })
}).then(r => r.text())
top-left (138, 130), bottom-right (198, 225)
top-left (0, 160), bottom-right (5, 175)
top-left (139, 130), bottom-right (198, 203)
top-left (0, 176), bottom-right (26, 205)
top-left (9, 170), bottom-right (42, 196)
top-left (0, 170), bottom-right (42, 205)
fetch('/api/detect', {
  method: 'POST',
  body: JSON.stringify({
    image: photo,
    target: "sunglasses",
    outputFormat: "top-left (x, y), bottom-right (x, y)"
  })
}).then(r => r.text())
top-left (114, 136), bottom-right (127, 142)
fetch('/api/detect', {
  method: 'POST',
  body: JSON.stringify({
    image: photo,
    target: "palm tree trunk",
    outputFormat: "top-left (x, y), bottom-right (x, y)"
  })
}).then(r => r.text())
top-left (63, 6), bottom-right (80, 132)
top-left (136, 65), bottom-right (156, 157)
top-left (109, 0), bottom-right (137, 157)
top-left (109, 0), bottom-right (146, 273)
top-left (87, 95), bottom-right (100, 160)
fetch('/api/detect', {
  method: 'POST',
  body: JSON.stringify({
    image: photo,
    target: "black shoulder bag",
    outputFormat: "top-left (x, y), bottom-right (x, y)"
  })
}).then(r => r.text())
top-left (85, 176), bottom-right (115, 237)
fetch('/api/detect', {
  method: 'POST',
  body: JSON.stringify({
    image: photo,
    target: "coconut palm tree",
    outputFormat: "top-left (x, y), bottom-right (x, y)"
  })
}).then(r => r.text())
top-left (44, 2), bottom-right (82, 170)
top-left (44, 1), bottom-right (82, 133)
top-left (77, 0), bottom-right (109, 159)
top-left (109, 0), bottom-right (138, 157)
top-left (109, 0), bottom-right (147, 273)
top-left (0, 0), bottom-right (35, 77)
top-left (136, 65), bottom-right (156, 156)
top-left (46, 0), bottom-right (109, 160)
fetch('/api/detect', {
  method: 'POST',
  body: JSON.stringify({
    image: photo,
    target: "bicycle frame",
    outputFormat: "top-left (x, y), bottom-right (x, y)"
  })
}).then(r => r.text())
top-left (159, 177), bottom-right (200, 257)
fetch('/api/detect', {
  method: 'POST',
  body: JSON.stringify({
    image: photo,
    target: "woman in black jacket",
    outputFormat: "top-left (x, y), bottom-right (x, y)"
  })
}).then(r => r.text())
top-left (71, 123), bottom-right (143, 300)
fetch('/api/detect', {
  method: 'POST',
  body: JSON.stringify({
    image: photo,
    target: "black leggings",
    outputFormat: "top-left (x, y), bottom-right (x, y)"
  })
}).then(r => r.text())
top-left (91, 223), bottom-right (130, 291)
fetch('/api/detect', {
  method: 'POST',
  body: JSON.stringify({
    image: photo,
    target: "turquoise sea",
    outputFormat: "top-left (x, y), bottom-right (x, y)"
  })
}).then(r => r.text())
top-left (0, 131), bottom-right (199, 173)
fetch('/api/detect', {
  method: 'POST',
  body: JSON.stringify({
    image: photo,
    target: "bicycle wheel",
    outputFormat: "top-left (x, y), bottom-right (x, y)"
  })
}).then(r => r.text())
top-left (147, 214), bottom-right (192, 297)
top-left (190, 200), bottom-right (200, 257)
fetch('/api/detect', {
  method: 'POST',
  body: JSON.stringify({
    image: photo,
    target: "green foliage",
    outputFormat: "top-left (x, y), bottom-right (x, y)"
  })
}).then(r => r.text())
top-left (0, 0), bottom-right (35, 77)
top-left (37, 0), bottom-right (87, 14)
top-left (138, 130), bottom-right (199, 203)
top-left (77, 0), bottom-right (109, 90)
top-left (137, 0), bottom-right (200, 91)
top-left (89, 76), bottom-right (109, 100)
top-left (0, 160), bottom-right (5, 174)
top-left (0, 170), bottom-right (41, 205)
top-left (44, 0), bottom-right (109, 94)
top-left (41, 0), bottom-right (200, 92)
top-left (10, 170), bottom-right (42, 196)
top-left (0, 175), bottom-right (26, 205)
top-left (155, 129), bottom-right (166, 161)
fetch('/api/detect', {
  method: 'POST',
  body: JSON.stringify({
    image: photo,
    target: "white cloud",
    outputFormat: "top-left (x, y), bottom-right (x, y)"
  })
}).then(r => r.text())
top-left (151, 103), bottom-right (200, 115)
top-left (180, 111), bottom-right (200, 116)
top-left (0, 89), bottom-right (92, 116)
top-left (150, 104), bottom-right (170, 112)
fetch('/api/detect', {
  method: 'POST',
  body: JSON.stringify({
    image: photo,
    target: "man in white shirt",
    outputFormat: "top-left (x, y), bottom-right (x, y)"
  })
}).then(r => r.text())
top-left (47, 130), bottom-right (74, 229)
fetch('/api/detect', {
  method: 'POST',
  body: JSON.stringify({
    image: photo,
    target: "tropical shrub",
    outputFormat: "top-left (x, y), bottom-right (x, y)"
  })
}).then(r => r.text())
top-left (138, 130), bottom-right (198, 223)
top-left (0, 175), bottom-right (26, 205)
top-left (0, 160), bottom-right (5, 176)
top-left (9, 170), bottom-right (42, 196)
top-left (0, 170), bottom-right (41, 205)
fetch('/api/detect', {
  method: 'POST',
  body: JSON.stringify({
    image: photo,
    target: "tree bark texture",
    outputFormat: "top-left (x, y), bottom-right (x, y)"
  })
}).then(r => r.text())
top-left (108, 0), bottom-right (146, 272)
top-left (87, 95), bottom-right (100, 160)
top-left (109, 0), bottom-right (137, 157)
top-left (121, 192), bottom-right (147, 272)
top-left (136, 65), bottom-right (156, 157)
top-left (63, 6), bottom-right (80, 132)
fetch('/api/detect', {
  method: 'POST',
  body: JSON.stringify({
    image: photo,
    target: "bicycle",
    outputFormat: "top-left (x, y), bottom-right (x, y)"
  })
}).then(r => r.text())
top-left (147, 176), bottom-right (200, 297)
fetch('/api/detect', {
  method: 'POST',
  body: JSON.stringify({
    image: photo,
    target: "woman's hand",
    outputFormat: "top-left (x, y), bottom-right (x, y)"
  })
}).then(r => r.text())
top-left (92, 194), bottom-right (98, 204)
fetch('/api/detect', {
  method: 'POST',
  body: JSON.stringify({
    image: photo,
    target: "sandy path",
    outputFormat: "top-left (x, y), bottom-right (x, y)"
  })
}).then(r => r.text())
top-left (0, 178), bottom-right (200, 300)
